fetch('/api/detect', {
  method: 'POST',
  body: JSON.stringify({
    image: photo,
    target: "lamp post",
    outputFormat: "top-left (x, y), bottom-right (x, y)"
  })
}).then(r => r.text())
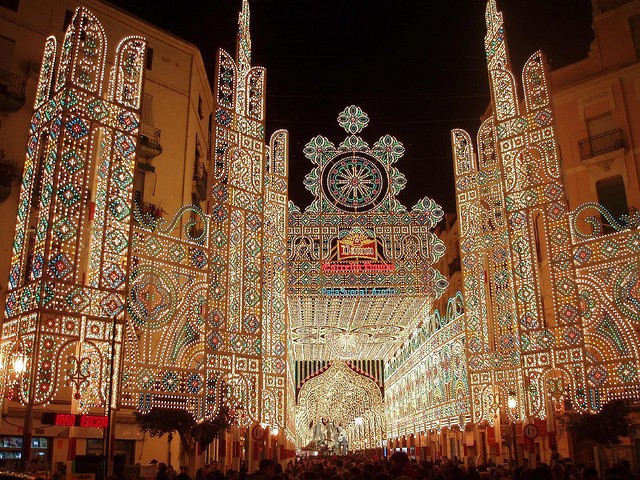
top-left (104, 315), bottom-right (120, 478)
top-left (507, 392), bottom-right (518, 466)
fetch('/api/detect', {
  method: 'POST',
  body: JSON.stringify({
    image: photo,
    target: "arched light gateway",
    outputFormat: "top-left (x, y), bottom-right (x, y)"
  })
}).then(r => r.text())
top-left (295, 361), bottom-right (385, 452)
top-left (287, 107), bottom-right (447, 448)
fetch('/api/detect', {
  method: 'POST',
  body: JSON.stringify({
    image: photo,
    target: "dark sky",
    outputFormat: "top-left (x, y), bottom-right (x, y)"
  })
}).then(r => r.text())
top-left (109, 0), bottom-right (594, 213)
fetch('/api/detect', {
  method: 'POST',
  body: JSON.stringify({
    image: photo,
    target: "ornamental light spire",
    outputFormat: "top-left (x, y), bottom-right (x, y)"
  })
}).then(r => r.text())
top-left (237, 0), bottom-right (252, 73)
top-left (484, 0), bottom-right (510, 70)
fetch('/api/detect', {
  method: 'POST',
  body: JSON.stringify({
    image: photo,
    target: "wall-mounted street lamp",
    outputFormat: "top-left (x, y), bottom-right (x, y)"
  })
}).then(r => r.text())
top-left (14, 350), bottom-right (35, 473)
top-left (12, 354), bottom-right (26, 375)
top-left (507, 391), bottom-right (518, 464)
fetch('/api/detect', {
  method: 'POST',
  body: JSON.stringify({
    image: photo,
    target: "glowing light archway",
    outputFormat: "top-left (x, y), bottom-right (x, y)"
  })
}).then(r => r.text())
top-left (294, 361), bottom-right (385, 451)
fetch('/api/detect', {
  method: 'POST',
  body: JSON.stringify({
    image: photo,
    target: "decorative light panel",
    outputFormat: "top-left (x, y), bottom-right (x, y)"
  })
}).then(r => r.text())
top-left (294, 360), bottom-right (385, 451)
top-left (288, 106), bottom-right (448, 361)
top-left (385, 293), bottom-right (470, 437)
top-left (1, 8), bottom-right (144, 413)
top-left (1, 2), bottom-right (289, 430)
top-left (449, 0), bottom-right (640, 425)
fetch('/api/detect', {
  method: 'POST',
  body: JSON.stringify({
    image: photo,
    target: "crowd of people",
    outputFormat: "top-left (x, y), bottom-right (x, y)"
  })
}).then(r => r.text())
top-left (156, 453), bottom-right (636, 480)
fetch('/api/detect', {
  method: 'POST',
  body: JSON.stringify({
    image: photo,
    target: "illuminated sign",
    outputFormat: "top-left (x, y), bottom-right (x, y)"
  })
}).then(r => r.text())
top-left (321, 287), bottom-right (396, 297)
top-left (321, 262), bottom-right (394, 273)
top-left (41, 413), bottom-right (109, 428)
top-left (337, 232), bottom-right (378, 261)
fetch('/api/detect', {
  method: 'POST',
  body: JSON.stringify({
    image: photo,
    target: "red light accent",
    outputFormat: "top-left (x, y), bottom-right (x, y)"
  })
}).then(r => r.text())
top-left (79, 414), bottom-right (109, 428)
top-left (54, 413), bottom-right (77, 426)
top-left (51, 413), bottom-right (108, 428)
top-left (321, 262), bottom-right (394, 273)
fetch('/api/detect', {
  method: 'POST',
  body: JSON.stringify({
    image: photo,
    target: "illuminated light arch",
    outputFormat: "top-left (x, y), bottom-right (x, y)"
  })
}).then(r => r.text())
top-left (288, 106), bottom-right (447, 362)
top-left (295, 361), bottom-right (384, 450)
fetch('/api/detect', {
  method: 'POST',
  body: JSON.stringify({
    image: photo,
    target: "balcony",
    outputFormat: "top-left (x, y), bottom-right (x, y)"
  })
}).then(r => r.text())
top-left (135, 201), bottom-right (165, 228)
top-left (193, 161), bottom-right (208, 202)
top-left (0, 69), bottom-right (26, 112)
top-left (578, 128), bottom-right (624, 161)
top-left (137, 124), bottom-right (162, 159)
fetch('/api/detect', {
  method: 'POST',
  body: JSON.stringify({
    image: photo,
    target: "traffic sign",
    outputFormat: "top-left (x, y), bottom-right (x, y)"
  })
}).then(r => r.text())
top-left (252, 424), bottom-right (265, 441)
top-left (523, 423), bottom-right (538, 439)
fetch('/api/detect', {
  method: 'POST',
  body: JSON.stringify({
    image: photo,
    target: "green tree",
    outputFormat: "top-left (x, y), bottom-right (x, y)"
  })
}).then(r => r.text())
top-left (134, 408), bottom-right (197, 468)
top-left (134, 405), bottom-right (234, 470)
top-left (561, 399), bottom-right (631, 445)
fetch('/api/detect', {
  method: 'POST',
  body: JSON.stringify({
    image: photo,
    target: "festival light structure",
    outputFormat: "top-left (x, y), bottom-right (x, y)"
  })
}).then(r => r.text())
top-left (288, 106), bottom-right (447, 361)
top-left (3, 0), bottom-right (640, 463)
top-left (296, 360), bottom-right (385, 452)
top-left (287, 107), bottom-right (448, 448)
top-left (0, 7), bottom-right (144, 469)
top-left (382, 0), bottom-right (640, 459)
top-left (452, 0), bottom-right (640, 422)
top-left (1, 1), bottom-right (289, 451)
top-left (385, 293), bottom-right (469, 438)
top-left (122, 0), bottom-right (288, 428)
top-left (0, 7), bottom-right (144, 412)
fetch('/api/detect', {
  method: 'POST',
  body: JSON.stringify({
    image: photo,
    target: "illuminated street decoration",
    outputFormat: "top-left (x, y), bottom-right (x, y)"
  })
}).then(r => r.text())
top-left (2, 0), bottom-right (639, 454)
top-left (205, 0), bottom-right (288, 427)
top-left (295, 360), bottom-right (385, 451)
top-left (288, 106), bottom-right (448, 361)
top-left (121, 0), bottom-right (288, 426)
top-left (385, 293), bottom-right (469, 437)
top-left (1, 2), bottom-right (288, 430)
top-left (381, 0), bottom-right (640, 447)
top-left (450, 0), bottom-right (640, 424)
top-left (1, 8), bottom-right (144, 412)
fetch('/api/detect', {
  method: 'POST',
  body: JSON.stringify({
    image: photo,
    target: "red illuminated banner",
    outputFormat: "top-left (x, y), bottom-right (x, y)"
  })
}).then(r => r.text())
top-left (79, 415), bottom-right (109, 428)
top-left (41, 412), bottom-right (109, 428)
top-left (321, 262), bottom-right (394, 273)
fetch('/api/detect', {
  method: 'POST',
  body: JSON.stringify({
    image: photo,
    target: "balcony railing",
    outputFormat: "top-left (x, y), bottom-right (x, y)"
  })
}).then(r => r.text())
top-left (0, 69), bottom-right (27, 112)
top-left (138, 124), bottom-right (162, 159)
top-left (578, 128), bottom-right (624, 161)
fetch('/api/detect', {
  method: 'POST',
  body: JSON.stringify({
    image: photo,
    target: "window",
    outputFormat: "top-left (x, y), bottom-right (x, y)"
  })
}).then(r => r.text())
top-left (630, 14), bottom-right (640, 59)
top-left (146, 47), bottom-right (154, 70)
top-left (596, 175), bottom-right (629, 226)
top-left (0, 36), bottom-right (15, 73)
top-left (0, 0), bottom-right (19, 12)
top-left (198, 94), bottom-right (203, 119)
top-left (133, 168), bottom-right (145, 205)
top-left (587, 112), bottom-right (615, 138)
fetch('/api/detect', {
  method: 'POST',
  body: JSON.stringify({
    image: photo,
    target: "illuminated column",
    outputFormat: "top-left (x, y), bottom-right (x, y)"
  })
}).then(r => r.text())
top-left (453, 0), bottom-right (588, 426)
top-left (1, 6), bottom-right (144, 470)
top-left (261, 130), bottom-right (289, 429)
top-left (209, 0), bottom-right (278, 426)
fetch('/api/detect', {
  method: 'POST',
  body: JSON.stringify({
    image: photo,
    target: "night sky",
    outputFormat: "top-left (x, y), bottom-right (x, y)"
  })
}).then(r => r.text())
top-left (109, 0), bottom-right (594, 214)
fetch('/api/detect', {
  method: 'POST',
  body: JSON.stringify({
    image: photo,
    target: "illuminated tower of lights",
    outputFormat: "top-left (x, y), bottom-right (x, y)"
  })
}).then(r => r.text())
top-left (452, 0), bottom-right (640, 424)
top-left (1, 7), bottom-right (145, 415)
top-left (452, 0), bottom-right (587, 422)
top-left (451, 0), bottom-right (522, 426)
top-left (209, 0), bottom-right (289, 427)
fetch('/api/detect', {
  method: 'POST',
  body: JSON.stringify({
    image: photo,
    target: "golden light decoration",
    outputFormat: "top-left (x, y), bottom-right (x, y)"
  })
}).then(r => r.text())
top-left (294, 360), bottom-right (385, 451)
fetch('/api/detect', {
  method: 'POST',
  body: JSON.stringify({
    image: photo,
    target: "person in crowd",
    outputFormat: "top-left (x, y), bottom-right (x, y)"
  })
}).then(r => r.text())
top-left (251, 459), bottom-right (276, 480)
top-left (177, 465), bottom-right (193, 480)
top-left (157, 463), bottom-right (171, 480)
